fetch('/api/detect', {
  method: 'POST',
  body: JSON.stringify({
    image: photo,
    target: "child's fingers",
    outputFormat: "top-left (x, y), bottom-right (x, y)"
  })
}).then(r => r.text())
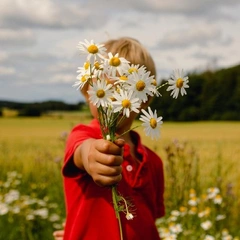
top-left (94, 172), bottom-right (122, 186)
top-left (114, 138), bottom-right (125, 148)
top-left (53, 230), bottom-right (64, 240)
top-left (95, 139), bottom-right (124, 155)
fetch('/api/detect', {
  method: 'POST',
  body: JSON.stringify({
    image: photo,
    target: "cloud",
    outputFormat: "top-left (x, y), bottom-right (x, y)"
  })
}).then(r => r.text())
top-left (159, 24), bottom-right (222, 49)
top-left (0, 0), bottom-right (108, 29)
top-left (0, 66), bottom-right (16, 75)
top-left (0, 28), bottom-right (36, 46)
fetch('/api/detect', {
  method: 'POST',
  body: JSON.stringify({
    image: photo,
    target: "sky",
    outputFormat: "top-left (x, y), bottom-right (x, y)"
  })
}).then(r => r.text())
top-left (0, 0), bottom-right (239, 104)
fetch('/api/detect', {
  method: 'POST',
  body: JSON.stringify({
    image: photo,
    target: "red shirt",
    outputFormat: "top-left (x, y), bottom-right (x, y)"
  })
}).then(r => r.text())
top-left (62, 119), bottom-right (165, 240)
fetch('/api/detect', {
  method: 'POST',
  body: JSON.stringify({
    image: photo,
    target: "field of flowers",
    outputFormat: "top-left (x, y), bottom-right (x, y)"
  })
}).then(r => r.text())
top-left (0, 116), bottom-right (239, 240)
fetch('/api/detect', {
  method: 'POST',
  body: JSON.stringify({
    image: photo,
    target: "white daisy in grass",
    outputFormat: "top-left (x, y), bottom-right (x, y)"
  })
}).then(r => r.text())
top-left (87, 80), bottom-right (113, 108)
top-left (106, 52), bottom-right (130, 77)
top-left (127, 71), bottom-right (155, 103)
top-left (77, 39), bottom-right (107, 65)
top-left (201, 220), bottom-right (212, 231)
top-left (139, 107), bottom-right (163, 140)
top-left (112, 89), bottom-right (140, 118)
top-left (167, 69), bottom-right (189, 99)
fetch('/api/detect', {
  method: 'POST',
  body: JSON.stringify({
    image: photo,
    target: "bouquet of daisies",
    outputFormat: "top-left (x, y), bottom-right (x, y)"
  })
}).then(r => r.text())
top-left (73, 39), bottom-right (189, 239)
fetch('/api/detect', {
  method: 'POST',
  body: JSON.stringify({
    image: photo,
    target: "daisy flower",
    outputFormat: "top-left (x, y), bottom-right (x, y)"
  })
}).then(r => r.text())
top-left (106, 52), bottom-right (130, 77)
top-left (112, 89), bottom-right (140, 118)
top-left (127, 71), bottom-right (155, 103)
top-left (87, 80), bottom-right (113, 108)
top-left (73, 72), bottom-right (91, 90)
top-left (77, 39), bottom-right (107, 65)
top-left (166, 69), bottom-right (189, 99)
top-left (128, 64), bottom-right (146, 75)
top-left (139, 107), bottom-right (163, 140)
top-left (201, 220), bottom-right (212, 231)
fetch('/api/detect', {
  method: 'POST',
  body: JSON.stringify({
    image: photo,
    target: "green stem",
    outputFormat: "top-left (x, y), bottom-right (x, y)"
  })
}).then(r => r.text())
top-left (112, 185), bottom-right (123, 240)
top-left (156, 81), bottom-right (168, 91)
top-left (117, 125), bottom-right (140, 139)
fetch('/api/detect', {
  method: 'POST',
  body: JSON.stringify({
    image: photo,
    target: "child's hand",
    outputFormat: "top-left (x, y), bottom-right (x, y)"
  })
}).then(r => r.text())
top-left (87, 138), bottom-right (125, 186)
top-left (53, 229), bottom-right (64, 240)
top-left (75, 138), bottom-right (125, 187)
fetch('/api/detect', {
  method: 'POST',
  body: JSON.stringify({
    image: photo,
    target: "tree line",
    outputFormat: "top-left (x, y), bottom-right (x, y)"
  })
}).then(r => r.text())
top-left (0, 100), bottom-right (85, 117)
top-left (0, 64), bottom-right (239, 120)
top-left (150, 64), bottom-right (240, 121)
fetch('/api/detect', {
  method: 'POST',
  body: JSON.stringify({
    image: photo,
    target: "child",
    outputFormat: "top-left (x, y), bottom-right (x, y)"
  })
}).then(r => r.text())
top-left (61, 37), bottom-right (165, 240)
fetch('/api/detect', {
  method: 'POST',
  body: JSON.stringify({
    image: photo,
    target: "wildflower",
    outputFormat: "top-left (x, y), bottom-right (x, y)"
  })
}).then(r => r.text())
top-left (4, 189), bottom-right (20, 204)
top-left (158, 227), bottom-right (171, 238)
top-left (73, 73), bottom-right (92, 90)
top-left (171, 210), bottom-right (180, 217)
top-left (26, 214), bottom-right (35, 221)
top-left (189, 188), bottom-right (196, 198)
top-left (112, 89), bottom-right (140, 118)
top-left (216, 214), bottom-right (226, 221)
top-left (34, 208), bottom-right (49, 219)
top-left (201, 220), bottom-right (212, 230)
top-left (189, 206), bottom-right (198, 215)
top-left (0, 203), bottom-right (9, 215)
top-left (128, 64), bottom-right (146, 75)
top-left (204, 235), bottom-right (215, 240)
top-left (106, 52), bottom-right (130, 76)
top-left (179, 206), bottom-right (187, 216)
top-left (188, 196), bottom-right (198, 206)
top-left (213, 194), bottom-right (222, 204)
top-left (207, 187), bottom-right (220, 199)
top-left (88, 80), bottom-right (113, 108)
top-left (49, 213), bottom-right (61, 222)
top-left (169, 223), bottom-right (182, 234)
top-left (139, 107), bottom-right (163, 140)
top-left (77, 39), bottom-right (106, 65)
top-left (126, 212), bottom-right (134, 220)
top-left (127, 71), bottom-right (155, 103)
top-left (166, 69), bottom-right (189, 99)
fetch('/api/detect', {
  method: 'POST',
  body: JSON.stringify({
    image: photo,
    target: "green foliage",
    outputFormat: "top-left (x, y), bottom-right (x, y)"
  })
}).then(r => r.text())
top-left (0, 100), bottom-right (86, 117)
top-left (151, 64), bottom-right (240, 121)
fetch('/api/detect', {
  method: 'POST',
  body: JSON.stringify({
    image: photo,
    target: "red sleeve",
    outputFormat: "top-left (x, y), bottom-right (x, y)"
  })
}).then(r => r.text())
top-left (62, 122), bottom-right (102, 178)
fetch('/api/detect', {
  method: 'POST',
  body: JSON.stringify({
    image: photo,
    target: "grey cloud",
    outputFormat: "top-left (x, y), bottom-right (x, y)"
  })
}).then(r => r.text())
top-left (0, 29), bottom-right (36, 46)
top-left (158, 25), bottom-right (222, 49)
top-left (0, 0), bottom-right (108, 29)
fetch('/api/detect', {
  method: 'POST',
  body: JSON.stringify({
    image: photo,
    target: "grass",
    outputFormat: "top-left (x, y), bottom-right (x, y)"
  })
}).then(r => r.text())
top-left (0, 114), bottom-right (240, 239)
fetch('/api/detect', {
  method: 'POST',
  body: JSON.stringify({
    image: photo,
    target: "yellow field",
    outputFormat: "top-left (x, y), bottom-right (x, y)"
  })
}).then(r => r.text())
top-left (1, 116), bottom-right (239, 188)
top-left (1, 116), bottom-right (240, 237)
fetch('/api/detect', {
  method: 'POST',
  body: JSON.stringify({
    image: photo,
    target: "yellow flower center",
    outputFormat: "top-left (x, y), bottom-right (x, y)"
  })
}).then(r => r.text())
top-left (176, 78), bottom-right (184, 88)
top-left (96, 89), bottom-right (105, 98)
top-left (122, 99), bottom-right (131, 108)
top-left (128, 67), bottom-right (137, 74)
top-left (179, 206), bottom-right (187, 213)
top-left (81, 75), bottom-right (89, 83)
top-left (84, 61), bottom-right (90, 70)
top-left (120, 75), bottom-right (128, 81)
top-left (110, 57), bottom-right (121, 67)
top-left (94, 61), bottom-right (101, 70)
top-left (87, 44), bottom-right (98, 54)
top-left (150, 118), bottom-right (157, 129)
top-left (136, 80), bottom-right (146, 91)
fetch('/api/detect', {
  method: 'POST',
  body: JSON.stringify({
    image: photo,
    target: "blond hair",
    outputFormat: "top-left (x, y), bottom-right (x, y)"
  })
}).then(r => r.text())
top-left (81, 37), bottom-right (156, 98)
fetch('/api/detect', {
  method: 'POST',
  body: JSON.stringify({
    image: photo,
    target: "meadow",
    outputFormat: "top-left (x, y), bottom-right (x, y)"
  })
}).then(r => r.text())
top-left (0, 114), bottom-right (239, 239)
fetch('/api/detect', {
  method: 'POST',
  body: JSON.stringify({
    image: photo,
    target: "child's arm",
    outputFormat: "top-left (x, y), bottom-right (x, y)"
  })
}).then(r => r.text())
top-left (73, 138), bottom-right (125, 186)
